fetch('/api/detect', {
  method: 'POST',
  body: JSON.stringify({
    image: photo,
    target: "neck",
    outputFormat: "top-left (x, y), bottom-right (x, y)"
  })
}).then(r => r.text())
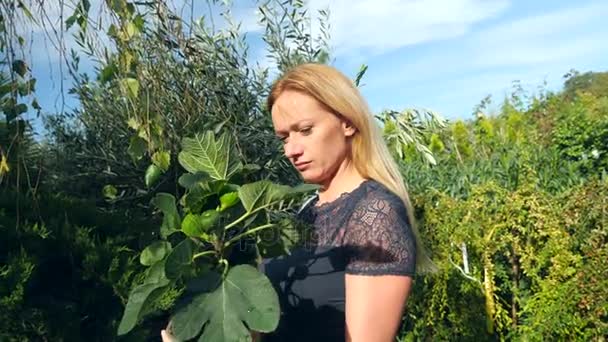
top-left (317, 158), bottom-right (366, 204)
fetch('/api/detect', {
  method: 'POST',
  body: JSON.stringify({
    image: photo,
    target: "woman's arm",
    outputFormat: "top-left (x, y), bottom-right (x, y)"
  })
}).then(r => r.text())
top-left (344, 274), bottom-right (412, 342)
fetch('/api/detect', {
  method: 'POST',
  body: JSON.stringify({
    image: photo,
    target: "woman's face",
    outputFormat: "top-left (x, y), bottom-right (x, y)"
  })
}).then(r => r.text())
top-left (271, 89), bottom-right (356, 185)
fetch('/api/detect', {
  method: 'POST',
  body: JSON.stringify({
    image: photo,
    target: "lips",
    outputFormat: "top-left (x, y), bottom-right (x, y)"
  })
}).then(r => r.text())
top-left (294, 161), bottom-right (311, 171)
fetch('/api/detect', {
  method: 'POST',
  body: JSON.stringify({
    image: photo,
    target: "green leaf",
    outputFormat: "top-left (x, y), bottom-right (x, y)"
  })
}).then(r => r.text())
top-left (181, 213), bottom-right (202, 237)
top-left (200, 210), bottom-right (220, 231)
top-left (108, 24), bottom-right (119, 39)
top-left (354, 63), bottom-right (368, 87)
top-left (171, 265), bottom-right (280, 341)
top-left (18, 78), bottom-right (36, 96)
top-left (152, 151), bottom-right (171, 172)
top-left (181, 187), bottom-right (213, 213)
top-left (219, 192), bottom-right (239, 211)
top-left (145, 259), bottom-right (168, 283)
top-left (165, 238), bottom-right (196, 280)
top-left (242, 163), bottom-right (261, 174)
top-left (100, 63), bottom-right (117, 83)
top-left (145, 164), bottom-right (162, 188)
top-left (238, 181), bottom-right (315, 213)
top-left (65, 13), bottom-right (78, 29)
top-left (117, 278), bottom-right (171, 335)
top-left (125, 21), bottom-right (138, 38)
top-left (152, 193), bottom-right (180, 238)
top-left (102, 184), bottom-right (118, 199)
top-left (178, 131), bottom-right (242, 181)
top-left (178, 172), bottom-right (209, 189)
top-left (181, 211), bottom-right (219, 237)
top-left (12, 60), bottom-right (28, 77)
top-left (31, 98), bottom-right (41, 110)
top-left (82, 0), bottom-right (91, 12)
top-left (121, 77), bottom-right (139, 98)
top-left (238, 181), bottom-right (274, 213)
top-left (258, 217), bottom-right (310, 258)
top-left (127, 135), bottom-right (147, 162)
top-left (4, 102), bottom-right (28, 121)
top-left (140, 241), bottom-right (172, 266)
top-left (17, 1), bottom-right (37, 24)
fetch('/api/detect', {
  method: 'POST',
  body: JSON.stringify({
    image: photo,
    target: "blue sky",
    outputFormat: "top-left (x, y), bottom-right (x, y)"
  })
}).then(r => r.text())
top-left (23, 0), bottom-right (608, 133)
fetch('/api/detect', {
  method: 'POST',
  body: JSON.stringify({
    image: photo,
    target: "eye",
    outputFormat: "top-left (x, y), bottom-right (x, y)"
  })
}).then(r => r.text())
top-left (300, 126), bottom-right (312, 135)
top-left (277, 135), bottom-right (288, 144)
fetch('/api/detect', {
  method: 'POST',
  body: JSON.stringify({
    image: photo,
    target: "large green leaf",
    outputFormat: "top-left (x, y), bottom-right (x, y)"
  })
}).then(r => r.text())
top-left (178, 172), bottom-right (209, 189)
top-left (165, 238), bottom-right (196, 280)
top-left (178, 131), bottom-right (242, 181)
top-left (171, 265), bottom-right (280, 341)
top-left (238, 181), bottom-right (317, 213)
top-left (140, 241), bottom-right (172, 266)
top-left (117, 278), bottom-right (171, 336)
top-left (145, 260), bottom-right (168, 283)
top-left (152, 193), bottom-right (180, 238)
top-left (181, 210), bottom-right (218, 237)
top-left (257, 216), bottom-right (310, 258)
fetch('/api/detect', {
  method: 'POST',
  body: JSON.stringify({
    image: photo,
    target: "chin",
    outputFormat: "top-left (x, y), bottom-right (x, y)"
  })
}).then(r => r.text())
top-left (299, 170), bottom-right (323, 184)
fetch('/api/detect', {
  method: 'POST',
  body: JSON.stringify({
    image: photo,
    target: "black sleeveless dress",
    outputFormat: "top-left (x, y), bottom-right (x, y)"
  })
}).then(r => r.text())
top-left (260, 179), bottom-right (417, 341)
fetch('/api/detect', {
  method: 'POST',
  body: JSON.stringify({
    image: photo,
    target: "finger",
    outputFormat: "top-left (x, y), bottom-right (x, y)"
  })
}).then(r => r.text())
top-left (161, 329), bottom-right (176, 342)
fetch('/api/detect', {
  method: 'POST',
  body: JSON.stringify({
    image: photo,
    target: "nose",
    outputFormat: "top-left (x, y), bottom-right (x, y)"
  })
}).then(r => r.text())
top-left (284, 139), bottom-right (304, 160)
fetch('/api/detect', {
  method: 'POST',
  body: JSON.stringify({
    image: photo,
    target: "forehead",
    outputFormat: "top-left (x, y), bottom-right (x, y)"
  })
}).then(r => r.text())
top-left (271, 90), bottom-right (330, 131)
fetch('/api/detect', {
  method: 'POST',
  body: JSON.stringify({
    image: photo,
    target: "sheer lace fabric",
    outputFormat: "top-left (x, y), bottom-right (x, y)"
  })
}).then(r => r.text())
top-left (298, 179), bottom-right (416, 276)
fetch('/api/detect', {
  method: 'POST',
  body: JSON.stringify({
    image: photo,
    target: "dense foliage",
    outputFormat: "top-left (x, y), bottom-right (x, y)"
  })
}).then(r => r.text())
top-left (1, 1), bottom-right (606, 341)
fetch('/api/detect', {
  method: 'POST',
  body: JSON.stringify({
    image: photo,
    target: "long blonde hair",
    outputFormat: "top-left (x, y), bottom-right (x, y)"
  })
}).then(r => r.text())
top-left (268, 63), bottom-right (436, 274)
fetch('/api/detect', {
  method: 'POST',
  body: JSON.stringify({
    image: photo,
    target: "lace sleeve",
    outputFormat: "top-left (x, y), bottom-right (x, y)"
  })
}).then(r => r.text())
top-left (343, 191), bottom-right (416, 277)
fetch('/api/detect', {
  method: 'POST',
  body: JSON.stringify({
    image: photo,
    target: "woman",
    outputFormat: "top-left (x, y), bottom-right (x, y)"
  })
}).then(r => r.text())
top-left (162, 63), bottom-right (434, 342)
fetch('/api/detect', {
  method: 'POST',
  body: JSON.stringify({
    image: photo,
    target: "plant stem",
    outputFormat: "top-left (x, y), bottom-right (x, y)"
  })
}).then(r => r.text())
top-left (224, 205), bottom-right (271, 230)
top-left (224, 223), bottom-right (275, 248)
top-left (192, 250), bottom-right (216, 261)
top-left (220, 258), bottom-right (229, 278)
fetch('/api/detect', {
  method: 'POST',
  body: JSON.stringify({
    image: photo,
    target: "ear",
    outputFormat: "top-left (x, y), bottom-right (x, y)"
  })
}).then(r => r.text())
top-left (342, 119), bottom-right (357, 137)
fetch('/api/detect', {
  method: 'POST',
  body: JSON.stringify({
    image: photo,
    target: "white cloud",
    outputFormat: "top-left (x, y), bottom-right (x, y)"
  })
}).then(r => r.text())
top-left (474, 2), bottom-right (608, 45)
top-left (470, 2), bottom-right (608, 68)
top-left (361, 1), bottom-right (608, 91)
top-left (306, 0), bottom-right (510, 57)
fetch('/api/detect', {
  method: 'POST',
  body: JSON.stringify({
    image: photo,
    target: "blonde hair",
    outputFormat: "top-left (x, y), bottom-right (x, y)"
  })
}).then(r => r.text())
top-left (268, 63), bottom-right (436, 274)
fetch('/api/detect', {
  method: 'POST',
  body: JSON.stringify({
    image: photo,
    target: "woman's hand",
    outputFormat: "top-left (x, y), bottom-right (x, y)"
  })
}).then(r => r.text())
top-left (161, 328), bottom-right (179, 342)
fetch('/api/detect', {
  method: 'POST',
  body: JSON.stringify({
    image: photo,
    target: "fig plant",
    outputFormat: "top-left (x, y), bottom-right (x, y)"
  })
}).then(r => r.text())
top-left (117, 130), bottom-right (315, 341)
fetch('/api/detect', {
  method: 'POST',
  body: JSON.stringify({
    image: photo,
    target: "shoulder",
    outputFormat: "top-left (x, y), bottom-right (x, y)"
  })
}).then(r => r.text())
top-left (350, 180), bottom-right (410, 223)
top-left (343, 180), bottom-right (417, 276)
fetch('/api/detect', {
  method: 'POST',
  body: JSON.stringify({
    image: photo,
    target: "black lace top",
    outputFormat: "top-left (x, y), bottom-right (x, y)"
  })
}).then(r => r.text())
top-left (260, 179), bottom-right (416, 341)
